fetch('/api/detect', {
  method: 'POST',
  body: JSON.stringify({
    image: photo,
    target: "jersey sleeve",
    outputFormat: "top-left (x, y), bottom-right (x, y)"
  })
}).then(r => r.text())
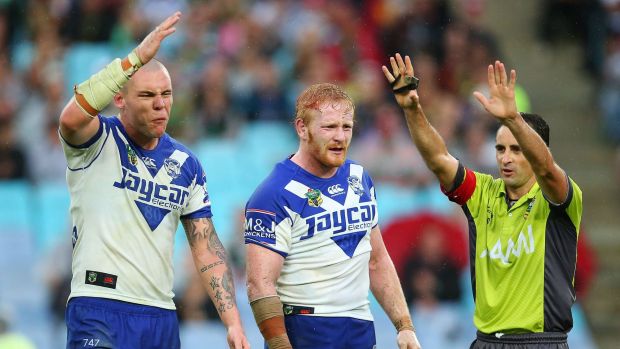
top-left (244, 187), bottom-right (293, 257)
top-left (549, 176), bottom-right (583, 231)
top-left (59, 115), bottom-right (107, 171)
top-left (441, 163), bottom-right (477, 206)
top-left (442, 163), bottom-right (495, 218)
top-left (181, 162), bottom-right (213, 219)
top-left (363, 170), bottom-right (379, 228)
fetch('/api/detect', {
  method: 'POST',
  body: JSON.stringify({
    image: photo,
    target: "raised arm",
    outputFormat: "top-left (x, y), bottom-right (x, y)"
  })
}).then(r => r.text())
top-left (59, 11), bottom-right (181, 145)
top-left (368, 226), bottom-right (421, 349)
top-left (182, 217), bottom-right (249, 349)
top-left (246, 244), bottom-right (292, 349)
top-left (473, 61), bottom-right (568, 203)
top-left (382, 53), bottom-right (459, 189)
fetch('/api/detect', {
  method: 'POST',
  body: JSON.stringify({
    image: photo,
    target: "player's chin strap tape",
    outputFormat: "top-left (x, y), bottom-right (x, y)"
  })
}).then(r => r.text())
top-left (391, 73), bottom-right (420, 94)
top-left (394, 316), bottom-right (416, 333)
top-left (250, 296), bottom-right (292, 349)
top-left (74, 50), bottom-right (143, 118)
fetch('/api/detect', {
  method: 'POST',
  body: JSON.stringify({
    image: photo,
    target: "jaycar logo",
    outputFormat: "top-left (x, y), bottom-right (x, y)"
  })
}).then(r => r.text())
top-left (327, 184), bottom-right (344, 196)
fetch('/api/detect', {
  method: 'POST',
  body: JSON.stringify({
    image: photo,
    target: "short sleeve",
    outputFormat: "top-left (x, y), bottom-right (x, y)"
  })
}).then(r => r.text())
top-left (181, 164), bottom-right (213, 219)
top-left (59, 115), bottom-right (107, 171)
top-left (244, 190), bottom-right (293, 257)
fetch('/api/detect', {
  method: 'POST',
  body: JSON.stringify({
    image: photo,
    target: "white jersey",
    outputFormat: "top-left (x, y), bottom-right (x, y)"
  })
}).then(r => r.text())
top-left (245, 158), bottom-right (378, 321)
top-left (61, 116), bottom-right (212, 309)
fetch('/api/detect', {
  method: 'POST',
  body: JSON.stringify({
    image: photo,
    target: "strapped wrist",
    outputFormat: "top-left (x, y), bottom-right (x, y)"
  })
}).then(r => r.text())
top-left (74, 49), bottom-right (143, 117)
top-left (250, 296), bottom-right (291, 348)
top-left (394, 317), bottom-right (415, 333)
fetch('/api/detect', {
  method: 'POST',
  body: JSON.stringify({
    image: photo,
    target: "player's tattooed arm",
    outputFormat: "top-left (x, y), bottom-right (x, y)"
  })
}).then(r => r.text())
top-left (182, 217), bottom-right (237, 314)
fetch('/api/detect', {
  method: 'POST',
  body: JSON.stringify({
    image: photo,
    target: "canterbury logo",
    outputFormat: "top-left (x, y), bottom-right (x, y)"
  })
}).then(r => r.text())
top-left (327, 184), bottom-right (344, 195)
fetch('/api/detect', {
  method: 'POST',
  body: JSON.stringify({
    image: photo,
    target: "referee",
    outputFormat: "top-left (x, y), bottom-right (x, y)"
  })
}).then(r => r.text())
top-left (383, 54), bottom-right (582, 349)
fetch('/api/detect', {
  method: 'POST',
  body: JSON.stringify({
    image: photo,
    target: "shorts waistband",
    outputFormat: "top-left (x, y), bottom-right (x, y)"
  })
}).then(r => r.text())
top-left (68, 296), bottom-right (174, 315)
top-left (476, 331), bottom-right (567, 344)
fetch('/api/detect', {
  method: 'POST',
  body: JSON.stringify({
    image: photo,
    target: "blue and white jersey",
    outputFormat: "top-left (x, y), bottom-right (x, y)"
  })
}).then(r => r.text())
top-left (245, 158), bottom-right (378, 321)
top-left (60, 116), bottom-right (212, 310)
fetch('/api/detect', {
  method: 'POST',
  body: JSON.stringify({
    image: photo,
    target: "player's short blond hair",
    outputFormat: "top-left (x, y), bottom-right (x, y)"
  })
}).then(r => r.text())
top-left (294, 83), bottom-right (355, 124)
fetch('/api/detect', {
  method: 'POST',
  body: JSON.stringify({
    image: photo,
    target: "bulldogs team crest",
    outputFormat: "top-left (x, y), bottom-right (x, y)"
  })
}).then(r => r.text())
top-left (88, 271), bottom-right (97, 283)
top-left (126, 145), bottom-right (138, 166)
top-left (164, 158), bottom-right (181, 179)
top-left (347, 175), bottom-right (364, 196)
top-left (305, 188), bottom-right (323, 207)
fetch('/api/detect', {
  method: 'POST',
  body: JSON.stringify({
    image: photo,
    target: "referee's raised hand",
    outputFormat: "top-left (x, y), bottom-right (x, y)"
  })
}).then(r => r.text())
top-left (382, 53), bottom-right (420, 112)
top-left (135, 11), bottom-right (182, 65)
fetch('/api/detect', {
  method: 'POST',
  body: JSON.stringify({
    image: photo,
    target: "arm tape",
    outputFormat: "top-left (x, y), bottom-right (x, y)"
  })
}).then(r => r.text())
top-left (74, 50), bottom-right (143, 116)
top-left (394, 316), bottom-right (415, 333)
top-left (250, 296), bottom-right (290, 348)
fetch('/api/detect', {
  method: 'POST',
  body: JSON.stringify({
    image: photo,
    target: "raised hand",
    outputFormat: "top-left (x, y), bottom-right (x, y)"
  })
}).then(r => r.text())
top-left (135, 11), bottom-right (182, 64)
top-left (382, 53), bottom-right (420, 110)
top-left (473, 60), bottom-right (519, 122)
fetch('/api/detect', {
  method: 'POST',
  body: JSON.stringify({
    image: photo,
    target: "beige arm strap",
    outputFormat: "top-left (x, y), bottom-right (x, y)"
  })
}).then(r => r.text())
top-left (74, 50), bottom-right (143, 117)
top-left (250, 296), bottom-right (292, 349)
top-left (394, 316), bottom-right (416, 333)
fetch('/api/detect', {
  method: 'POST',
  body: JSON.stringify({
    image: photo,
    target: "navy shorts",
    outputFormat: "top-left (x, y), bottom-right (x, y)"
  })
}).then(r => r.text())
top-left (266, 315), bottom-right (376, 349)
top-left (66, 297), bottom-right (180, 349)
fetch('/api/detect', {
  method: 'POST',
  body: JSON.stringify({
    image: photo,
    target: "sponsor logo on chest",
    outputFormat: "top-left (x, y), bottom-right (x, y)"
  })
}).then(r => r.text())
top-left (480, 225), bottom-right (536, 264)
top-left (113, 167), bottom-right (189, 211)
top-left (300, 202), bottom-right (376, 240)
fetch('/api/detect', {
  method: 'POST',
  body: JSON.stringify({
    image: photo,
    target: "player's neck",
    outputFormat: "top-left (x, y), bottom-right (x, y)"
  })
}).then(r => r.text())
top-left (290, 151), bottom-right (338, 179)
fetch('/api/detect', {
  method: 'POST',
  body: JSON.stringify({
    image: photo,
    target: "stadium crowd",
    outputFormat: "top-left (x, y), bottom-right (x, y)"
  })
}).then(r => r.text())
top-left (0, 0), bottom-right (605, 348)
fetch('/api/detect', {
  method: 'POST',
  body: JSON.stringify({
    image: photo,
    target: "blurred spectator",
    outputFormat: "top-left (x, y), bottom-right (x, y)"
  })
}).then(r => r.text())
top-left (380, 0), bottom-right (452, 59)
top-left (60, 0), bottom-right (123, 43)
top-left (0, 121), bottom-right (27, 181)
top-left (27, 119), bottom-right (67, 184)
top-left (414, 52), bottom-right (464, 147)
top-left (351, 102), bottom-right (434, 187)
top-left (246, 58), bottom-right (291, 122)
top-left (383, 212), bottom-right (471, 348)
top-left (538, 0), bottom-right (606, 76)
top-left (192, 56), bottom-right (241, 139)
top-left (452, 119), bottom-right (497, 175)
top-left (402, 226), bottom-right (462, 303)
top-left (382, 212), bottom-right (468, 282)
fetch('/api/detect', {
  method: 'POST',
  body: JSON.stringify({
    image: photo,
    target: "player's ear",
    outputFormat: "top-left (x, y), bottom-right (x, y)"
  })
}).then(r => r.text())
top-left (294, 117), bottom-right (308, 141)
top-left (113, 92), bottom-right (125, 110)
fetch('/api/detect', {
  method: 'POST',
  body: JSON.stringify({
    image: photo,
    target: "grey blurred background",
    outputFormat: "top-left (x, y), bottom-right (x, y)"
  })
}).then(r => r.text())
top-left (0, 0), bottom-right (617, 348)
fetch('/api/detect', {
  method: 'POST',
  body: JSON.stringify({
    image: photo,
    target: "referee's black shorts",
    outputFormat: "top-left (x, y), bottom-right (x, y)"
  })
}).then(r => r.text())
top-left (470, 331), bottom-right (569, 349)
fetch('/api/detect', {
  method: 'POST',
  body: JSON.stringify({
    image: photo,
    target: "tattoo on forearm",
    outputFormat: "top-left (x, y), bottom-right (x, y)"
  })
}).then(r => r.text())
top-left (208, 226), bottom-right (228, 259)
top-left (222, 269), bottom-right (236, 310)
top-left (182, 218), bottom-right (213, 248)
top-left (182, 218), bottom-right (237, 314)
top-left (200, 261), bottom-right (224, 273)
top-left (209, 276), bottom-right (219, 290)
